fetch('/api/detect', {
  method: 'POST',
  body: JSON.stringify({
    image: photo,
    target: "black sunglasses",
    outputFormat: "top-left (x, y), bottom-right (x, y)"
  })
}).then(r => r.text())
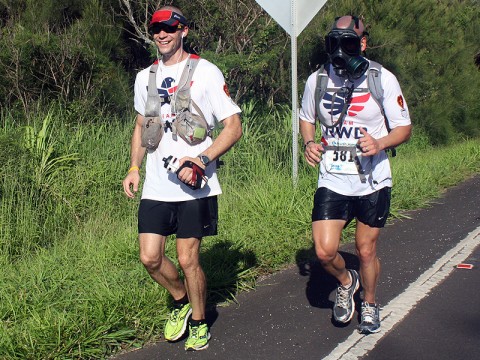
top-left (149, 23), bottom-right (183, 36)
top-left (325, 32), bottom-right (361, 56)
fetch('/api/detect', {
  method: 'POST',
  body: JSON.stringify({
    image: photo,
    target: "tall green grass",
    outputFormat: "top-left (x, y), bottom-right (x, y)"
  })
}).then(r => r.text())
top-left (0, 103), bottom-right (479, 359)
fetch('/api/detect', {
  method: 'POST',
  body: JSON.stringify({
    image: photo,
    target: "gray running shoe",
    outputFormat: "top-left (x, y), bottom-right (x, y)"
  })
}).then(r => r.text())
top-left (333, 269), bottom-right (360, 323)
top-left (358, 302), bottom-right (381, 334)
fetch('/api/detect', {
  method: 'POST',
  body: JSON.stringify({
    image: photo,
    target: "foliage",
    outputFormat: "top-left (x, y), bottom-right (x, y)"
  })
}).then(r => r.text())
top-left (1, 108), bottom-right (79, 260)
top-left (359, 0), bottom-right (480, 144)
top-left (1, 102), bottom-right (479, 358)
top-left (294, 0), bottom-right (480, 144)
top-left (1, 1), bottom-right (479, 357)
top-left (0, 0), bottom-right (131, 119)
top-left (0, 2), bottom-right (479, 356)
top-left (1, 0), bottom-right (479, 143)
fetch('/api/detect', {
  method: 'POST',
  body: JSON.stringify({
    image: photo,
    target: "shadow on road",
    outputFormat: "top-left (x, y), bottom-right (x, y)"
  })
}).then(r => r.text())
top-left (296, 247), bottom-right (362, 327)
top-left (199, 240), bottom-right (257, 329)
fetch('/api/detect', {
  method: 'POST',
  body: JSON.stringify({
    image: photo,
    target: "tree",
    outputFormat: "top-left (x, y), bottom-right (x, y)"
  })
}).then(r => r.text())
top-left (0, 0), bottom-right (131, 119)
top-left (0, 0), bottom-right (478, 142)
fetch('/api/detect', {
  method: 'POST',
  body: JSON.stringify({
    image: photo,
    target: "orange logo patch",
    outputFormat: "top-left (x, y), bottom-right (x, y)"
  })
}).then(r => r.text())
top-left (397, 95), bottom-right (404, 108)
top-left (223, 84), bottom-right (231, 97)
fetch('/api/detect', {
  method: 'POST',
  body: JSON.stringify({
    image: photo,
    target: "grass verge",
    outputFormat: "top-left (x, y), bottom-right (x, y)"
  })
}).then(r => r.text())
top-left (1, 105), bottom-right (479, 358)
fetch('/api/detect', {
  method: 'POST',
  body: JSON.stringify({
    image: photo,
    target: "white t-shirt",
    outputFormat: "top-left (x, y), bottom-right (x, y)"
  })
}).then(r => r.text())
top-left (134, 55), bottom-right (241, 201)
top-left (299, 62), bottom-right (411, 196)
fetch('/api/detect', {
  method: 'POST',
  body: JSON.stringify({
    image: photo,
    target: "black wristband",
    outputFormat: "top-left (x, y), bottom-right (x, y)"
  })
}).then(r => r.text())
top-left (303, 140), bottom-right (315, 150)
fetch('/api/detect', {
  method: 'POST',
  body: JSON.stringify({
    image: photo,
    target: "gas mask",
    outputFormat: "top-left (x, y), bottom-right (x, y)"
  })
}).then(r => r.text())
top-left (325, 30), bottom-right (369, 80)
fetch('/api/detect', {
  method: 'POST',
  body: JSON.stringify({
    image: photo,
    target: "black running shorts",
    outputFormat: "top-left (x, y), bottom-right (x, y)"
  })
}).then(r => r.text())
top-left (312, 187), bottom-right (391, 228)
top-left (138, 197), bottom-right (218, 238)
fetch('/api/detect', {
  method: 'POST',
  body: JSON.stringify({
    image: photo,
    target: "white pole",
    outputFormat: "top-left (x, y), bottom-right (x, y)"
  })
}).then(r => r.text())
top-left (291, 0), bottom-right (298, 186)
top-left (255, 0), bottom-right (328, 186)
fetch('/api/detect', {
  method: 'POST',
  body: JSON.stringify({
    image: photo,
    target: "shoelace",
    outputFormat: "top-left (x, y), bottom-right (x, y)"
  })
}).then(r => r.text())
top-left (336, 286), bottom-right (350, 309)
top-left (190, 326), bottom-right (199, 339)
top-left (170, 308), bottom-right (180, 322)
top-left (361, 305), bottom-right (377, 323)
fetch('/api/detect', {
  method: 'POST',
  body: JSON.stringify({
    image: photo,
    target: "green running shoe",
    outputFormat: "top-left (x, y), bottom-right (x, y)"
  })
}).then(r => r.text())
top-left (185, 323), bottom-right (211, 351)
top-left (164, 303), bottom-right (192, 341)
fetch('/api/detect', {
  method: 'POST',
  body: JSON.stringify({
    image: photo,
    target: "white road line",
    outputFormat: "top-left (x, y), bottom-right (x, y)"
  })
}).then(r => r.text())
top-left (323, 226), bottom-right (480, 360)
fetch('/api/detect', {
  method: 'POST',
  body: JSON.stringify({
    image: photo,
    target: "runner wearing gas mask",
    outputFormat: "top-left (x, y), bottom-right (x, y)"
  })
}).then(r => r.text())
top-left (299, 15), bottom-right (412, 334)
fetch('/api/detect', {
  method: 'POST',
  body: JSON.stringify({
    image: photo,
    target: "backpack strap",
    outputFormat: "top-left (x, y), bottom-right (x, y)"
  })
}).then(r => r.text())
top-left (314, 64), bottom-right (331, 125)
top-left (367, 61), bottom-right (384, 118)
top-left (171, 54), bottom-right (201, 114)
top-left (171, 55), bottom-right (200, 109)
top-left (171, 54), bottom-right (210, 141)
top-left (315, 61), bottom-right (387, 125)
top-left (315, 63), bottom-right (355, 127)
top-left (367, 61), bottom-right (396, 156)
top-left (145, 62), bottom-right (165, 117)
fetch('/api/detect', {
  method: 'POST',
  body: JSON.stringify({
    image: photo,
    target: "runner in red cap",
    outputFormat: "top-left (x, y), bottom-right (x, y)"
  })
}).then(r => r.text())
top-left (123, 5), bottom-right (242, 351)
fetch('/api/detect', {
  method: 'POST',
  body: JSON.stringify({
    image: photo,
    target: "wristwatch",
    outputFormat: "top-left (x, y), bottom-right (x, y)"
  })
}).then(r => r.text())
top-left (198, 154), bottom-right (211, 167)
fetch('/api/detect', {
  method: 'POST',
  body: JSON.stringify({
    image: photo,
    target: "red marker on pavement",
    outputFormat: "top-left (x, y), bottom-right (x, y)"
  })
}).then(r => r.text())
top-left (456, 263), bottom-right (474, 269)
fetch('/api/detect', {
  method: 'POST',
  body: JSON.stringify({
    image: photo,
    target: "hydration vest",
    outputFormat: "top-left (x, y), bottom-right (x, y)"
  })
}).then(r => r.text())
top-left (141, 54), bottom-right (210, 150)
top-left (314, 60), bottom-right (396, 157)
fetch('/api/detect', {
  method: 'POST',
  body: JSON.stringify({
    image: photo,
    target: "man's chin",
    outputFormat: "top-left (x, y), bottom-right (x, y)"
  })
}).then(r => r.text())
top-left (158, 48), bottom-right (176, 58)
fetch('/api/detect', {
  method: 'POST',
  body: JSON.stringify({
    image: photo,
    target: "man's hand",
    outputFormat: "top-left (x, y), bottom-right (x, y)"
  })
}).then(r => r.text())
top-left (123, 170), bottom-right (140, 198)
top-left (357, 128), bottom-right (380, 156)
top-left (304, 141), bottom-right (324, 167)
top-left (177, 156), bottom-right (204, 187)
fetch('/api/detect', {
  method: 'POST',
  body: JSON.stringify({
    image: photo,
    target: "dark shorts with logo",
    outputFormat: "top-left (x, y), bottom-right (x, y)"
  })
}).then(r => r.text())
top-left (138, 196), bottom-right (218, 238)
top-left (312, 187), bottom-right (391, 228)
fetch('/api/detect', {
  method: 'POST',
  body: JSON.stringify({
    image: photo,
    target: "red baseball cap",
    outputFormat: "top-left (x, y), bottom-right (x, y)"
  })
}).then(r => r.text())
top-left (149, 10), bottom-right (187, 27)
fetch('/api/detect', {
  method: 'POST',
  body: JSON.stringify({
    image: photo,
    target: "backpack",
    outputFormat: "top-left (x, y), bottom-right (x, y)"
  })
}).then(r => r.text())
top-left (314, 60), bottom-right (396, 157)
top-left (141, 54), bottom-right (210, 150)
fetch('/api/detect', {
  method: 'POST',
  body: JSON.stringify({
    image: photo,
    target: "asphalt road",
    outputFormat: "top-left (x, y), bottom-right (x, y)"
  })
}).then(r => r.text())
top-left (114, 175), bottom-right (480, 360)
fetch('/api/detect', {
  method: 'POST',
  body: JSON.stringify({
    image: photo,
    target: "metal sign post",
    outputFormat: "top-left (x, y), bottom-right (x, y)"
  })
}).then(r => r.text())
top-left (290, 0), bottom-right (299, 185)
top-left (255, 0), bottom-right (328, 185)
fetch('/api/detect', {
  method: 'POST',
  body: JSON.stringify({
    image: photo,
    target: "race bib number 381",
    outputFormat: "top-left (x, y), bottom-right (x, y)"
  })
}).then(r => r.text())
top-left (324, 140), bottom-right (362, 175)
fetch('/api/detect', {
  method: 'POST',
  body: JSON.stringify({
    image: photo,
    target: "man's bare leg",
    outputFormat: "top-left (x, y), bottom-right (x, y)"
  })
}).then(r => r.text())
top-left (312, 219), bottom-right (352, 286)
top-left (355, 222), bottom-right (381, 303)
top-left (176, 237), bottom-right (206, 321)
top-left (139, 233), bottom-right (187, 300)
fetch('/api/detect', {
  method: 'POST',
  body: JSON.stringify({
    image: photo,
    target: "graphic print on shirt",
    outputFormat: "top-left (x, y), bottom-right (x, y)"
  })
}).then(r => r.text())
top-left (322, 92), bottom-right (371, 117)
top-left (321, 91), bottom-right (372, 175)
top-left (158, 77), bottom-right (177, 105)
top-left (146, 77), bottom-right (178, 122)
top-left (147, 76), bottom-right (195, 122)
